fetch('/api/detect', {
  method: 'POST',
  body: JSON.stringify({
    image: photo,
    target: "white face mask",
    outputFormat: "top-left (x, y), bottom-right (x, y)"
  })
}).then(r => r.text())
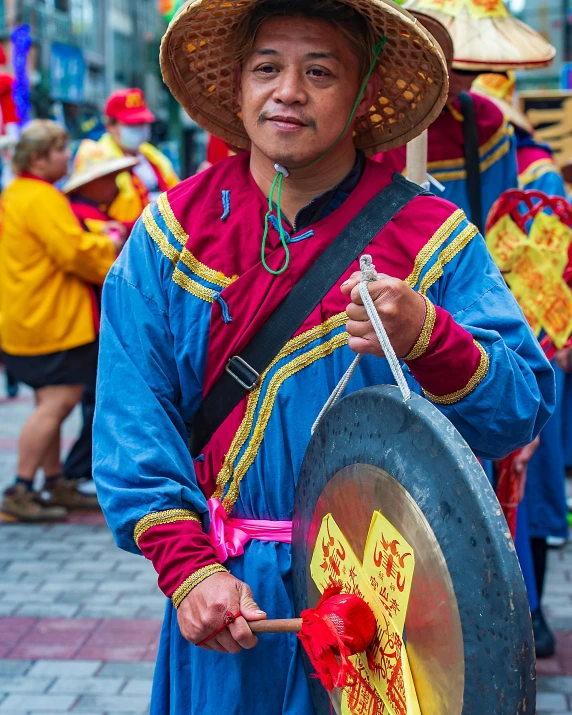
top-left (119, 124), bottom-right (151, 151)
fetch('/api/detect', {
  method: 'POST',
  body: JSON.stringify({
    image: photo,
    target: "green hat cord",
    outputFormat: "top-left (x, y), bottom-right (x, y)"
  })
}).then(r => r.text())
top-left (261, 38), bottom-right (388, 276)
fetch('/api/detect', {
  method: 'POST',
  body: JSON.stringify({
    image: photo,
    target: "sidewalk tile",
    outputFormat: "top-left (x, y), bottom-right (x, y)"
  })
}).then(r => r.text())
top-left (75, 646), bottom-right (149, 662)
top-left (74, 694), bottom-right (149, 712)
top-left (0, 661), bottom-right (32, 677)
top-left (0, 675), bottom-right (52, 693)
top-left (96, 663), bottom-right (155, 679)
top-left (536, 692), bottom-right (569, 711)
top-left (8, 644), bottom-right (79, 659)
top-left (16, 603), bottom-right (80, 619)
top-left (21, 618), bottom-right (98, 646)
top-left (0, 693), bottom-right (76, 711)
top-left (27, 660), bottom-right (101, 677)
top-left (122, 679), bottom-right (153, 697)
top-left (539, 676), bottom-right (572, 694)
top-left (49, 676), bottom-right (124, 695)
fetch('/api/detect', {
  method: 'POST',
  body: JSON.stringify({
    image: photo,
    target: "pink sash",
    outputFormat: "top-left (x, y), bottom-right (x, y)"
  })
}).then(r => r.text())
top-left (208, 498), bottom-right (293, 563)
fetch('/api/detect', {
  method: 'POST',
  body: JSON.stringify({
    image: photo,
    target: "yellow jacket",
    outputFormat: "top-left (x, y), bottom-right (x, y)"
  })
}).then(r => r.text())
top-left (89, 134), bottom-right (179, 226)
top-left (0, 176), bottom-right (116, 356)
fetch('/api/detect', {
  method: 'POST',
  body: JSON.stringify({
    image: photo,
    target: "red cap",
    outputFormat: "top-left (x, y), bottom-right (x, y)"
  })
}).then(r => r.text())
top-left (104, 88), bottom-right (155, 125)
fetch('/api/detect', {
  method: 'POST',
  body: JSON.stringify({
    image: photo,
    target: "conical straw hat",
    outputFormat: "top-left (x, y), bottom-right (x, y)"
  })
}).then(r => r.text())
top-left (160, 0), bottom-right (449, 155)
top-left (472, 72), bottom-right (534, 133)
top-left (411, 11), bottom-right (454, 68)
top-left (63, 140), bottom-right (139, 195)
top-left (404, 0), bottom-right (555, 71)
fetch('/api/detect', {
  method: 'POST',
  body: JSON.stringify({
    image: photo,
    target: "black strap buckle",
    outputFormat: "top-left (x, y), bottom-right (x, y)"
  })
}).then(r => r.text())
top-left (225, 356), bottom-right (260, 391)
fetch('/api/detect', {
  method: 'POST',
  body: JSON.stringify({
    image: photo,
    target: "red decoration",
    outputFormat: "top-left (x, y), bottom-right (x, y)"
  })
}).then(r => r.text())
top-left (495, 451), bottom-right (520, 538)
top-left (297, 587), bottom-right (377, 693)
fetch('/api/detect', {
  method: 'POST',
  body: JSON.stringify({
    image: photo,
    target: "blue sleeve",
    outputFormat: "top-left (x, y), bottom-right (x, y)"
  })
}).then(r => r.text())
top-left (427, 225), bottom-right (555, 460)
top-left (528, 169), bottom-right (566, 198)
top-left (93, 217), bottom-right (208, 554)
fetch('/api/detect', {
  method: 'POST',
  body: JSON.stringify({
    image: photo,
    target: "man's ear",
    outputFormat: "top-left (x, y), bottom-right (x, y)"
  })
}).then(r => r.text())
top-left (235, 63), bottom-right (243, 109)
top-left (356, 71), bottom-right (381, 119)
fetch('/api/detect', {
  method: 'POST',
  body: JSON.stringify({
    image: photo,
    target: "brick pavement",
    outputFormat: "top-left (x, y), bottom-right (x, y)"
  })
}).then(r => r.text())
top-left (1, 381), bottom-right (572, 713)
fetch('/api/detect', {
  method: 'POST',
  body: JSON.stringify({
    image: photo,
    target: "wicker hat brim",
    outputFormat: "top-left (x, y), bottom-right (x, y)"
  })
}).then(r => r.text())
top-left (160, 0), bottom-right (449, 155)
top-left (405, 4), bottom-right (555, 71)
top-left (63, 157), bottom-right (139, 195)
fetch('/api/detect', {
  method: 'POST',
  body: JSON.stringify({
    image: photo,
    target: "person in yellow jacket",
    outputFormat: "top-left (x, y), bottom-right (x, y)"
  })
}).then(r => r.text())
top-left (0, 120), bottom-right (124, 522)
top-left (74, 88), bottom-right (179, 230)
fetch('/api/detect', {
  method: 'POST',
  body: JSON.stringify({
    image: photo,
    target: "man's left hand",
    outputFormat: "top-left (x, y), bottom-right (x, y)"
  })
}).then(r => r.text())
top-left (514, 436), bottom-right (540, 502)
top-left (341, 272), bottom-right (426, 358)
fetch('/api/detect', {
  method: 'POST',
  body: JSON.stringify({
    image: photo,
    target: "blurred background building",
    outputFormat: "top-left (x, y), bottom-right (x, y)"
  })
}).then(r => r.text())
top-left (0, 0), bottom-right (206, 175)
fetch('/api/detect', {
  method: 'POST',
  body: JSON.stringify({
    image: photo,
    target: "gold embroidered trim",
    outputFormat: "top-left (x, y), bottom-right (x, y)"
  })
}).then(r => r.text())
top-left (423, 341), bottom-right (489, 405)
top-left (519, 159), bottom-right (559, 189)
top-left (157, 193), bottom-right (234, 289)
top-left (419, 224), bottom-right (479, 296)
top-left (427, 121), bottom-right (511, 172)
top-left (406, 209), bottom-right (466, 288)
top-left (142, 206), bottom-right (180, 267)
top-left (172, 268), bottom-right (214, 303)
top-left (404, 296), bottom-right (436, 361)
top-left (221, 332), bottom-right (348, 513)
top-left (213, 312), bottom-right (348, 502)
top-left (172, 564), bottom-right (228, 608)
top-left (134, 509), bottom-right (201, 547)
top-left (430, 138), bottom-right (511, 182)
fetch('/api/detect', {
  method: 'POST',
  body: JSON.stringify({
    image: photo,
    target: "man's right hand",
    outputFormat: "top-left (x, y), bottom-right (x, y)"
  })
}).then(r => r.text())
top-left (177, 571), bottom-right (266, 653)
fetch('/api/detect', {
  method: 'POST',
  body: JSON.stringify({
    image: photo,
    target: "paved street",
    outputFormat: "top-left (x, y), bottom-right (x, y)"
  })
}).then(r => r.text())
top-left (0, 379), bottom-right (571, 713)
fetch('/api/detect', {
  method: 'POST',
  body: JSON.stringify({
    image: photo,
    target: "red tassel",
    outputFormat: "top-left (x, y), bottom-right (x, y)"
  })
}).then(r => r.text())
top-left (298, 587), bottom-right (377, 693)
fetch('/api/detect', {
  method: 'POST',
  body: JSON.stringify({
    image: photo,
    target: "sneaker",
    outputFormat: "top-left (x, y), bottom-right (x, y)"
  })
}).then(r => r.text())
top-left (1, 483), bottom-right (67, 522)
top-left (37, 478), bottom-right (99, 510)
top-left (532, 609), bottom-right (556, 658)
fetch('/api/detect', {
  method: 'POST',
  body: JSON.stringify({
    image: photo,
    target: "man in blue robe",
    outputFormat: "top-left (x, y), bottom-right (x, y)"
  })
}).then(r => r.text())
top-left (93, 1), bottom-right (554, 712)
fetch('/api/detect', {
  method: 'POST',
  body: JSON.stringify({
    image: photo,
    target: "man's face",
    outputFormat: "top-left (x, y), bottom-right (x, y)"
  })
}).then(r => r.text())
top-left (238, 16), bottom-right (371, 168)
top-left (42, 141), bottom-right (71, 183)
top-left (448, 70), bottom-right (480, 102)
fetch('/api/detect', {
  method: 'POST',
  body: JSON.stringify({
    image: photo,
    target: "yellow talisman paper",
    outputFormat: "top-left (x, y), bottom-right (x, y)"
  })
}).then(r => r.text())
top-left (486, 214), bottom-right (528, 271)
top-left (311, 514), bottom-right (420, 715)
top-left (529, 211), bottom-right (572, 274)
top-left (416, 0), bottom-right (464, 17)
top-left (507, 245), bottom-right (572, 349)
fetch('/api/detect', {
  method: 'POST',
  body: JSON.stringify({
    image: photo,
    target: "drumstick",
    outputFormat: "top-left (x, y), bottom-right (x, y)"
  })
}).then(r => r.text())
top-left (250, 618), bottom-right (302, 634)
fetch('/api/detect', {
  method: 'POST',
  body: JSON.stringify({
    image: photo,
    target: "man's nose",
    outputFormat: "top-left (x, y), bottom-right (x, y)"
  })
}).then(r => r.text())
top-left (272, 67), bottom-right (308, 105)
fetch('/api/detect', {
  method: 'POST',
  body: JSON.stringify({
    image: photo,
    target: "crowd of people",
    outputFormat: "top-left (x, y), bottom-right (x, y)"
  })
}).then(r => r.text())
top-left (0, 88), bottom-right (178, 521)
top-left (0, 0), bottom-right (570, 711)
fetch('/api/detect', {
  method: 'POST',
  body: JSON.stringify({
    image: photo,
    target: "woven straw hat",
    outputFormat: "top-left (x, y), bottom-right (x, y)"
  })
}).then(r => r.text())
top-left (472, 73), bottom-right (534, 134)
top-left (63, 140), bottom-right (138, 195)
top-left (404, 0), bottom-right (555, 71)
top-left (411, 11), bottom-right (454, 69)
top-left (160, 0), bottom-right (449, 154)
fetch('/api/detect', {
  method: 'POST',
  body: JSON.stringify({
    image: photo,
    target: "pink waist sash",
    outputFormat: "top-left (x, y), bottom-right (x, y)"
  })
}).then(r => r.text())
top-left (208, 498), bottom-right (293, 563)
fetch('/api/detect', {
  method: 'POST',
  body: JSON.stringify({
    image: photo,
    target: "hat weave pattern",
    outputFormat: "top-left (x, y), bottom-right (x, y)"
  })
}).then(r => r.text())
top-left (161, 0), bottom-right (448, 154)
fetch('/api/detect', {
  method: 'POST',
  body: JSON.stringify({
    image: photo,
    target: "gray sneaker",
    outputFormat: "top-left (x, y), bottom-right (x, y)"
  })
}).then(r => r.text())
top-left (2, 483), bottom-right (68, 522)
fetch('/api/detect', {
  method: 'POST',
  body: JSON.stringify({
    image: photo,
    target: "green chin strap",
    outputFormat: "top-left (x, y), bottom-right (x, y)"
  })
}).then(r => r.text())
top-left (261, 38), bottom-right (388, 276)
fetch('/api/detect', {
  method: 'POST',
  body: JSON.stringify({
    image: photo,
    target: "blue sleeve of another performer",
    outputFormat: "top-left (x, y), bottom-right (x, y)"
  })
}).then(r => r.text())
top-left (481, 134), bottom-right (518, 222)
top-left (93, 218), bottom-right (208, 555)
top-left (429, 228), bottom-right (555, 460)
top-left (526, 169), bottom-right (566, 198)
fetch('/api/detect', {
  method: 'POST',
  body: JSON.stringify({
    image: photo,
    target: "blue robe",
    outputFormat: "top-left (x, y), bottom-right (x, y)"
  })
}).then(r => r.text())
top-left (93, 158), bottom-right (554, 715)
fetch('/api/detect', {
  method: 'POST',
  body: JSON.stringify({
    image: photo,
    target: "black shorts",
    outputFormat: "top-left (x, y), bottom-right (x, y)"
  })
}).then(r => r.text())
top-left (3, 341), bottom-right (98, 390)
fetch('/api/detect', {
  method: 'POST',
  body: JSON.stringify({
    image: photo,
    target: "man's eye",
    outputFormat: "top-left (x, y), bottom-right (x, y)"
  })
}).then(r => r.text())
top-left (309, 68), bottom-right (329, 78)
top-left (256, 65), bottom-right (277, 75)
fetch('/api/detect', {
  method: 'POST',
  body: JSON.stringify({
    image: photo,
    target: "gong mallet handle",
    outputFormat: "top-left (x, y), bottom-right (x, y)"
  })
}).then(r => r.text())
top-left (250, 618), bottom-right (302, 634)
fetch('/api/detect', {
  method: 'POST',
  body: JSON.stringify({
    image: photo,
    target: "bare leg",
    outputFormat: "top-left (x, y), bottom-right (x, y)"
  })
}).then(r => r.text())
top-left (17, 385), bottom-right (83, 480)
top-left (41, 430), bottom-right (62, 479)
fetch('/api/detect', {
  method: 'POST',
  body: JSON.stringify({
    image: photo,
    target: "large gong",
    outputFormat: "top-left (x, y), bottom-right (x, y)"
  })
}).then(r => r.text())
top-left (292, 385), bottom-right (535, 715)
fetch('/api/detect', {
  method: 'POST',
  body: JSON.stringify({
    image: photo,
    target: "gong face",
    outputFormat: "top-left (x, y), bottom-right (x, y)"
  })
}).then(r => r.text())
top-left (293, 386), bottom-right (535, 715)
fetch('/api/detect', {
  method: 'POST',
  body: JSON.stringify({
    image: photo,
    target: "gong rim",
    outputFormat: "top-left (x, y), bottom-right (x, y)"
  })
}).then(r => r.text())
top-left (292, 385), bottom-right (535, 715)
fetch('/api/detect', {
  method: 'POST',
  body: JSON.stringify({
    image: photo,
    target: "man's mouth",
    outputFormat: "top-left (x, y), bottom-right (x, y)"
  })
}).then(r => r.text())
top-left (266, 115), bottom-right (307, 128)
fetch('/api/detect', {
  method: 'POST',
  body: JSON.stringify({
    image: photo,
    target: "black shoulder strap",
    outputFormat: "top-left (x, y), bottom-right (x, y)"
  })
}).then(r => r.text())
top-left (459, 91), bottom-right (484, 234)
top-left (188, 172), bottom-right (429, 457)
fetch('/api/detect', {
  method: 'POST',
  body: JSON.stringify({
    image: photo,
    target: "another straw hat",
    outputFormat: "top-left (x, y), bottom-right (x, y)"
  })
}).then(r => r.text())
top-left (160, 0), bottom-right (449, 155)
top-left (404, 0), bottom-right (555, 71)
top-left (63, 140), bottom-right (138, 195)
top-left (472, 73), bottom-right (534, 134)
top-left (411, 11), bottom-right (454, 69)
